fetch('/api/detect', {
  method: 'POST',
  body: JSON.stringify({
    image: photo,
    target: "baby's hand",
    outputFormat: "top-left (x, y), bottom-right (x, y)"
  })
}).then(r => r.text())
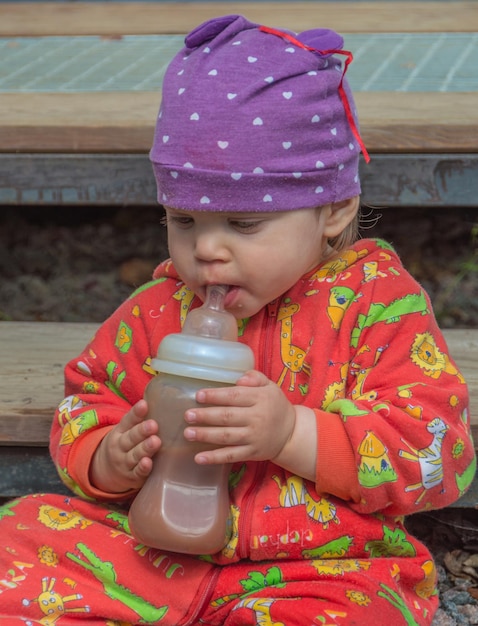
top-left (90, 400), bottom-right (161, 494)
top-left (184, 370), bottom-right (296, 465)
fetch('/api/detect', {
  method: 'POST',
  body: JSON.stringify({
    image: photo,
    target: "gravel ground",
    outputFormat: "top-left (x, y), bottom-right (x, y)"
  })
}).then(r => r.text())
top-left (0, 203), bottom-right (477, 623)
top-left (407, 510), bottom-right (478, 625)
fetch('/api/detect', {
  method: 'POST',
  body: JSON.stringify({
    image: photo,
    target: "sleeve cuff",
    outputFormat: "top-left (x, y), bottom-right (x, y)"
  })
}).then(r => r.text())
top-left (314, 409), bottom-right (361, 502)
top-left (69, 427), bottom-right (136, 502)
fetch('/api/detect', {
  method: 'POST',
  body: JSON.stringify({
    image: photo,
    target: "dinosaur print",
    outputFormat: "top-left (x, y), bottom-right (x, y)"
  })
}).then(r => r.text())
top-left (302, 535), bottom-right (354, 559)
top-left (66, 543), bottom-right (168, 623)
top-left (210, 566), bottom-right (286, 609)
top-left (377, 583), bottom-right (420, 626)
top-left (350, 291), bottom-right (429, 348)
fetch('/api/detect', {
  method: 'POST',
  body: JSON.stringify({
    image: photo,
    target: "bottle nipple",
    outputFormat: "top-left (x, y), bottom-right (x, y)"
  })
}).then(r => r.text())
top-left (151, 284), bottom-right (254, 384)
top-left (182, 285), bottom-right (238, 341)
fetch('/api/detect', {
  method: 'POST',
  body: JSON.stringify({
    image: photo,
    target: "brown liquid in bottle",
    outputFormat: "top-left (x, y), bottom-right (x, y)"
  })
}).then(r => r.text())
top-left (128, 285), bottom-right (254, 554)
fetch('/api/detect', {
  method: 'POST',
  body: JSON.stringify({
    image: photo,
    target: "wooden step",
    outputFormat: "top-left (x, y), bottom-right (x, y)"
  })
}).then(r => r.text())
top-left (1, 91), bottom-right (477, 154)
top-left (1, 2), bottom-right (478, 36)
top-left (0, 321), bottom-right (475, 503)
top-left (0, 322), bottom-right (476, 447)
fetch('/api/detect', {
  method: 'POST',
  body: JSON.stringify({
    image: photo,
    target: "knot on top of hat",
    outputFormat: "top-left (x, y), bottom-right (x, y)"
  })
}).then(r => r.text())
top-left (185, 14), bottom-right (244, 48)
top-left (296, 29), bottom-right (344, 56)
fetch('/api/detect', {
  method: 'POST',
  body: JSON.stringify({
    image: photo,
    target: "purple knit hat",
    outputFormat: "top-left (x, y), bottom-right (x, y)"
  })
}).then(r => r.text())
top-left (150, 14), bottom-right (368, 212)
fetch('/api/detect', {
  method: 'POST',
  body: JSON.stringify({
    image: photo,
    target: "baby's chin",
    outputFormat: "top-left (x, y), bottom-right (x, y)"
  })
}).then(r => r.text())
top-left (227, 296), bottom-right (265, 321)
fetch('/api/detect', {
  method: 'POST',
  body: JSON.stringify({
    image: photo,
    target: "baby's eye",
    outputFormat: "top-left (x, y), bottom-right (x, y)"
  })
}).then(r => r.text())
top-left (168, 215), bottom-right (194, 228)
top-left (230, 219), bottom-right (262, 232)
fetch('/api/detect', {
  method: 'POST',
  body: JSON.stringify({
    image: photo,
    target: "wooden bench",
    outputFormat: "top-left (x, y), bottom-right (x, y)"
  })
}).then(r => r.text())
top-left (0, 322), bottom-right (477, 505)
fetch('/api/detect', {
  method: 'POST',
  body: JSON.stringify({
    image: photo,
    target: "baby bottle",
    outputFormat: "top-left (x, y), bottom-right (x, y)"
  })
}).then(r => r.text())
top-left (128, 285), bottom-right (254, 554)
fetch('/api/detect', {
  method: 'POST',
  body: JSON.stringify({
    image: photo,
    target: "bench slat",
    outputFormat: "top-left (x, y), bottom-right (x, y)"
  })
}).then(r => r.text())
top-left (2, 93), bottom-right (478, 154)
top-left (1, 2), bottom-right (478, 36)
top-left (3, 153), bottom-right (478, 209)
top-left (0, 322), bottom-right (475, 503)
top-left (0, 323), bottom-right (476, 446)
top-left (0, 322), bottom-right (96, 446)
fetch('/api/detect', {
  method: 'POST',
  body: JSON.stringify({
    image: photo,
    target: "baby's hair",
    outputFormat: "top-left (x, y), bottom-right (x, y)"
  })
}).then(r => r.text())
top-left (328, 212), bottom-right (360, 255)
top-left (327, 204), bottom-right (383, 255)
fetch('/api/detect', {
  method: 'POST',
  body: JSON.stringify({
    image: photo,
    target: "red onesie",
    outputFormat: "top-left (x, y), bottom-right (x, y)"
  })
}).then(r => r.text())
top-left (0, 238), bottom-right (475, 625)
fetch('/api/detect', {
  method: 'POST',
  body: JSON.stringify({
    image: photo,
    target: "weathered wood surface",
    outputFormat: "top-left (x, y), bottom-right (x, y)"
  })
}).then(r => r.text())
top-left (0, 1), bottom-right (478, 36)
top-left (0, 322), bottom-right (97, 446)
top-left (0, 322), bottom-right (475, 503)
top-left (1, 2), bottom-right (478, 36)
top-left (3, 153), bottom-right (478, 209)
top-left (2, 92), bottom-right (478, 154)
top-left (0, 323), bottom-right (476, 446)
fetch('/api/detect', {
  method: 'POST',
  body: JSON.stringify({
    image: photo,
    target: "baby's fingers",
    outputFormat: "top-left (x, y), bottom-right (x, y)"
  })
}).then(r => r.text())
top-left (195, 385), bottom-right (253, 409)
top-left (117, 401), bottom-right (158, 451)
top-left (194, 444), bottom-right (251, 466)
top-left (117, 399), bottom-right (149, 433)
top-left (184, 422), bottom-right (248, 447)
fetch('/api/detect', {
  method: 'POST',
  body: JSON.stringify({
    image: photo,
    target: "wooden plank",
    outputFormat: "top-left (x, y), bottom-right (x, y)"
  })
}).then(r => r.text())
top-left (359, 154), bottom-right (478, 208)
top-left (356, 93), bottom-right (478, 154)
top-left (0, 322), bottom-right (98, 446)
top-left (0, 93), bottom-right (158, 153)
top-left (0, 154), bottom-right (159, 206)
top-left (0, 323), bottom-right (476, 446)
top-left (2, 92), bottom-right (478, 154)
top-left (3, 153), bottom-right (478, 209)
top-left (1, 2), bottom-right (478, 36)
top-left (444, 329), bottom-right (478, 443)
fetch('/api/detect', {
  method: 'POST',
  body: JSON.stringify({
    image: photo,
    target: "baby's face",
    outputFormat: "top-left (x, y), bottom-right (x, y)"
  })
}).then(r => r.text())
top-left (164, 206), bottom-right (330, 319)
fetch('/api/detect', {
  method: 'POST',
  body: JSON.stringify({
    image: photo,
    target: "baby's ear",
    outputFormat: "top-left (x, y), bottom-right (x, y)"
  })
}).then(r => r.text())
top-left (323, 196), bottom-right (360, 238)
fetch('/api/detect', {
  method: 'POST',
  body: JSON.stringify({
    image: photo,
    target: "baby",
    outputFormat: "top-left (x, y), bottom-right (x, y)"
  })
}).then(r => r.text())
top-left (0, 14), bottom-right (475, 626)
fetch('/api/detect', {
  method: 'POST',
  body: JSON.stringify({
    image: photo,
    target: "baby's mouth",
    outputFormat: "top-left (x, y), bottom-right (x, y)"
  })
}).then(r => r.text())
top-left (223, 285), bottom-right (241, 309)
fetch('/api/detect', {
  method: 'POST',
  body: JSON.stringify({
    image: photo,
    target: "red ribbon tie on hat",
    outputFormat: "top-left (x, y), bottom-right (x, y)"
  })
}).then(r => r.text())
top-left (259, 25), bottom-right (370, 164)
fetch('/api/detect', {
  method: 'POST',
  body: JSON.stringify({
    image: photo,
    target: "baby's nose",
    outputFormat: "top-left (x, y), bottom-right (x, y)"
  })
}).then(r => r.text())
top-left (194, 231), bottom-right (228, 262)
